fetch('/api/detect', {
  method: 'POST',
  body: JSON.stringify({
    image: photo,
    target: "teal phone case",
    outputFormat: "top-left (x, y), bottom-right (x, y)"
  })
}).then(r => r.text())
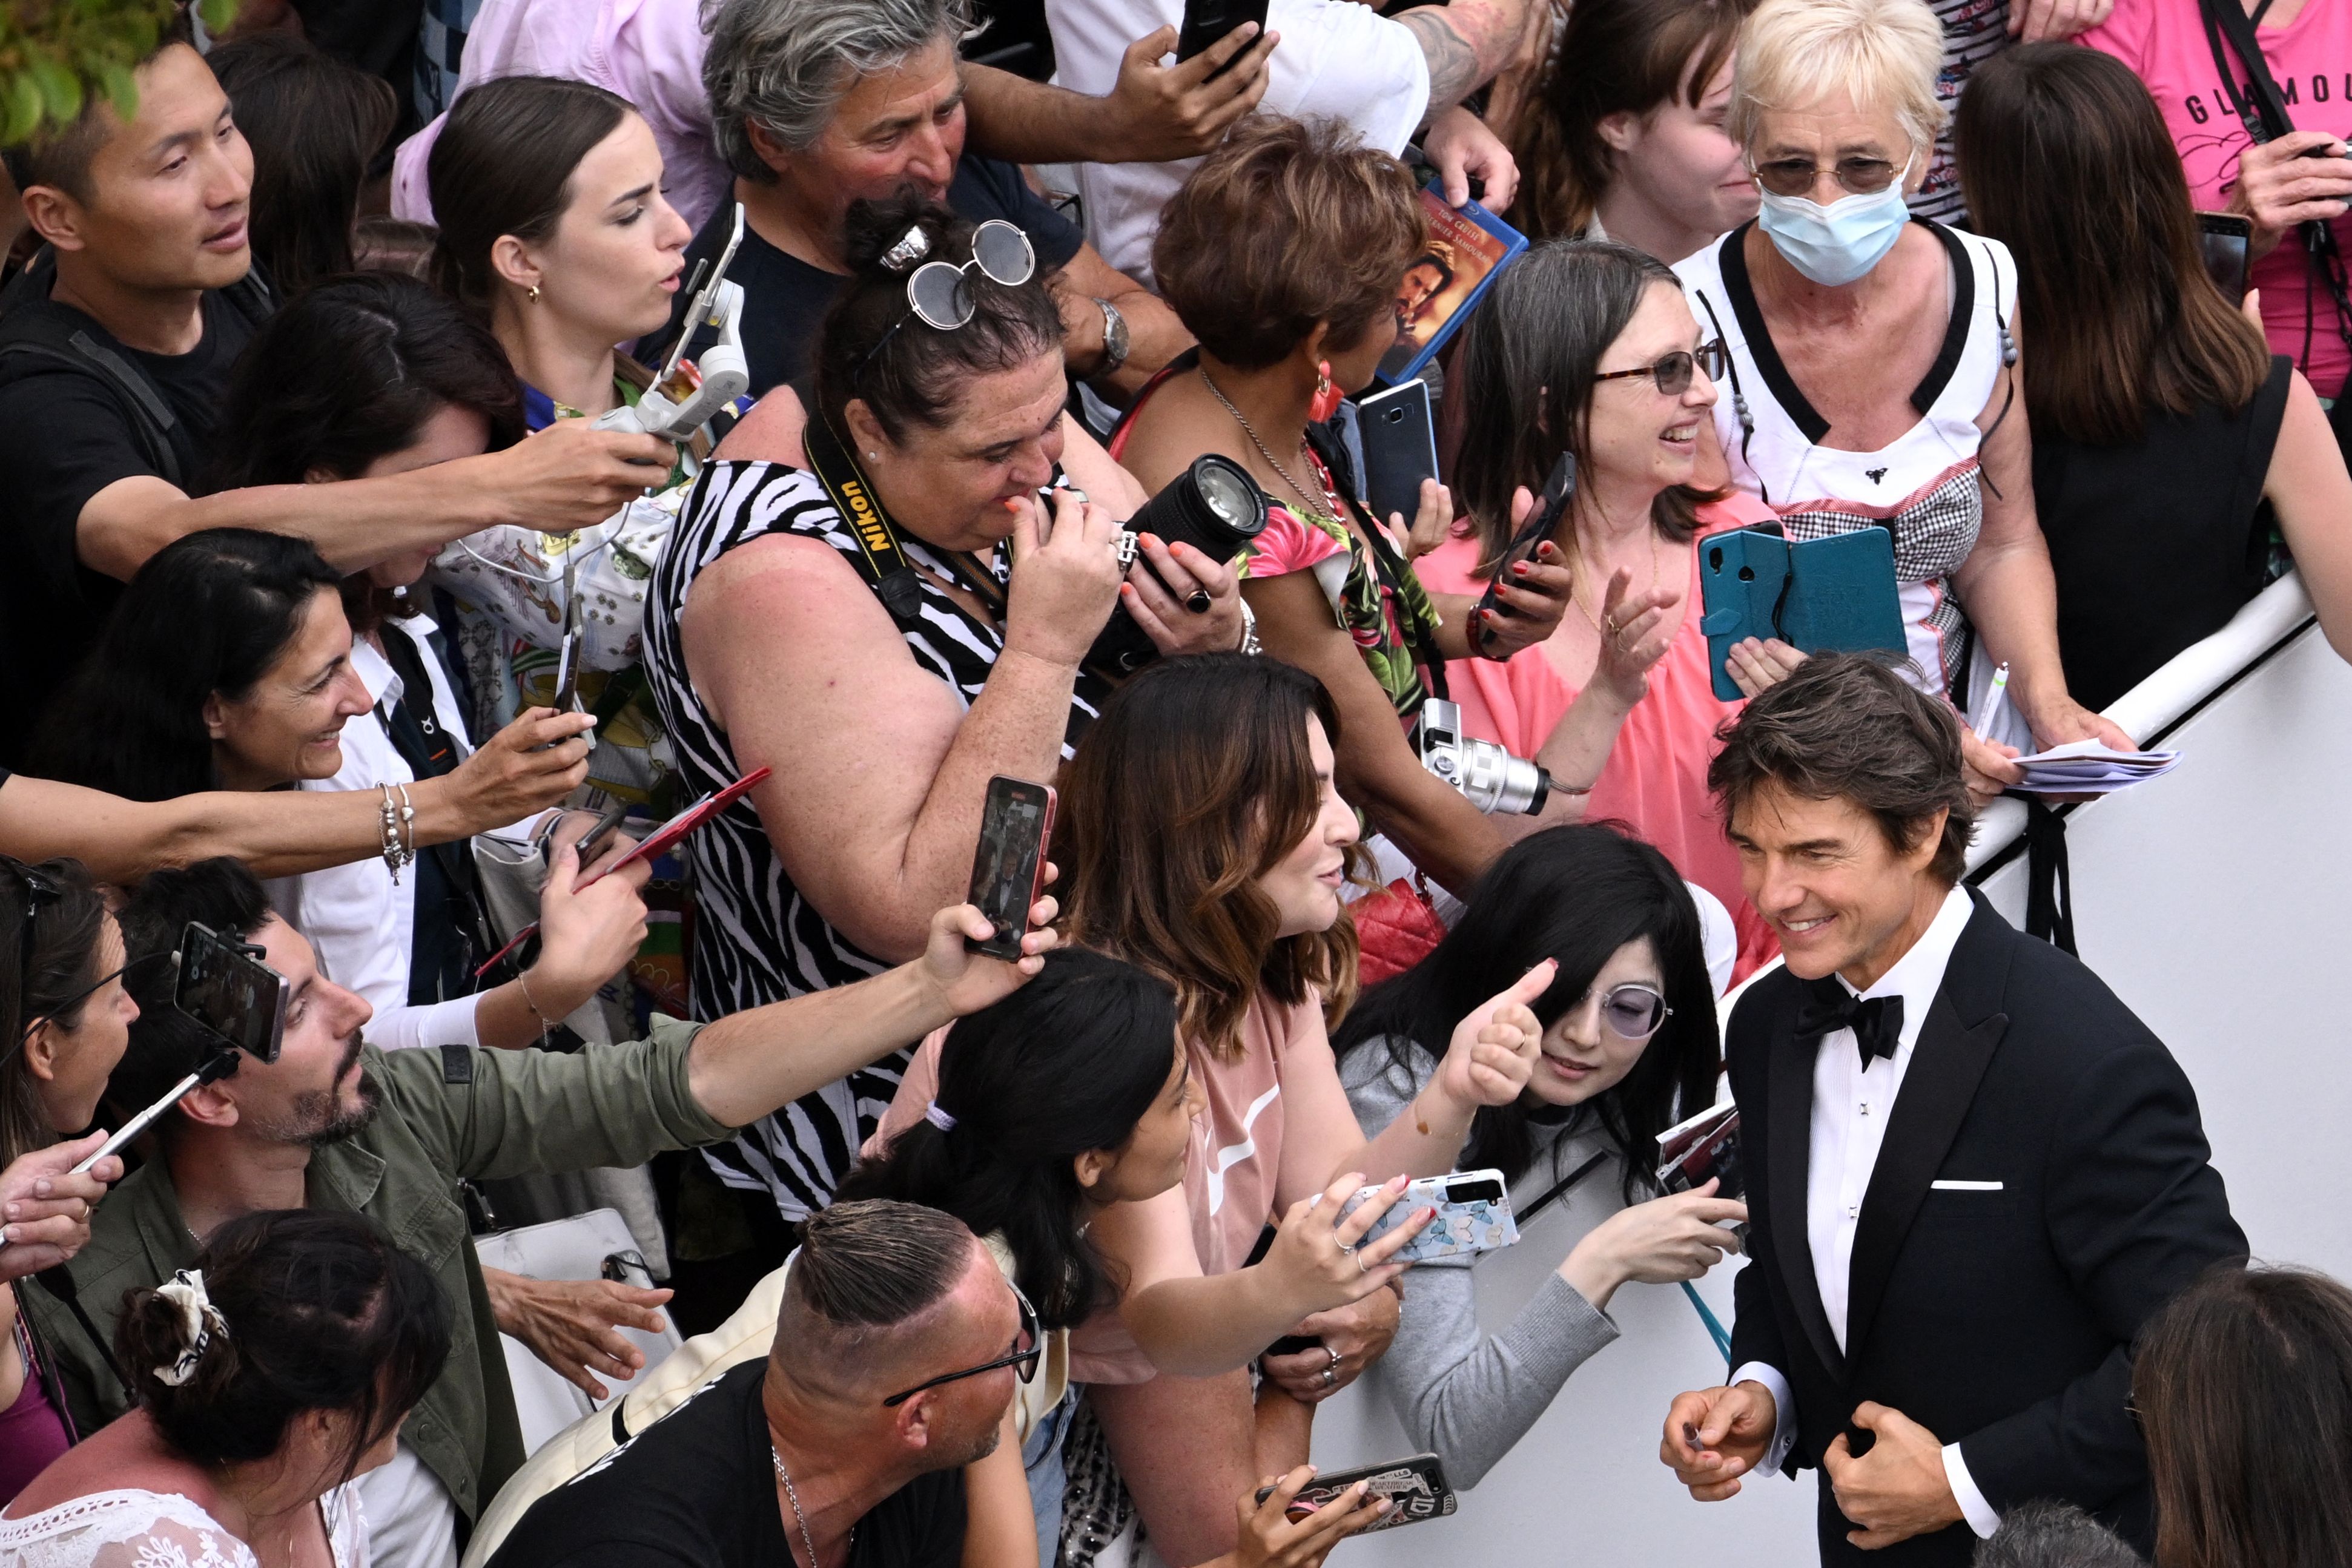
top-left (1699, 527), bottom-right (1905, 700)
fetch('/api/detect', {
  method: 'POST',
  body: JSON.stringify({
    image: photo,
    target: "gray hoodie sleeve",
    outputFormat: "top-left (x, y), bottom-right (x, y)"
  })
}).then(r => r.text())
top-left (1342, 1042), bottom-right (1622, 1489)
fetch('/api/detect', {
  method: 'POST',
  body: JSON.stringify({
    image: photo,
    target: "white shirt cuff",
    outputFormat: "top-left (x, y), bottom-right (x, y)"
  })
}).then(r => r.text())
top-left (1941, 1442), bottom-right (2001, 1538)
top-left (1728, 1361), bottom-right (1799, 1477)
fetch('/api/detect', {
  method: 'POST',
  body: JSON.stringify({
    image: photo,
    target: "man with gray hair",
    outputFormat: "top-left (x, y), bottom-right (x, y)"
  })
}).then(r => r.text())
top-left (653, 0), bottom-right (1197, 400)
top-left (1970, 1501), bottom-right (2144, 1568)
top-left (486, 1199), bottom-right (1031, 1568)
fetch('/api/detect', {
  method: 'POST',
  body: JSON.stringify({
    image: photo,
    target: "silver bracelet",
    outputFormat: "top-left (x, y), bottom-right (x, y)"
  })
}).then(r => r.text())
top-left (377, 784), bottom-right (416, 884)
top-left (1237, 597), bottom-right (1261, 656)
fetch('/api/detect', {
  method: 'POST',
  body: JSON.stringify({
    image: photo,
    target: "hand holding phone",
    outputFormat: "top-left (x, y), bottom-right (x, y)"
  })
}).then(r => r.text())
top-left (965, 777), bottom-right (1056, 961)
top-left (1339, 1169), bottom-right (1521, 1263)
top-left (1253, 1453), bottom-right (1457, 1533)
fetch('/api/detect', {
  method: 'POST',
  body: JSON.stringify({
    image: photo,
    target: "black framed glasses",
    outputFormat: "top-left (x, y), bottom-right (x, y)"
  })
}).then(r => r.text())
top-left (856, 220), bottom-right (1038, 384)
top-left (881, 1277), bottom-right (1042, 1408)
top-left (1581, 983), bottom-right (1673, 1041)
top-left (8, 861), bottom-right (131, 1059)
top-left (1591, 341), bottom-right (1728, 397)
top-left (1749, 154), bottom-right (1902, 199)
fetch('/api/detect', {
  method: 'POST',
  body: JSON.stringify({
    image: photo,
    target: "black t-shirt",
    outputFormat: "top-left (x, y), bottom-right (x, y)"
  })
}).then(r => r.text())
top-left (484, 1362), bottom-right (968, 1568)
top-left (0, 286), bottom-right (260, 756)
top-left (652, 156), bottom-right (1086, 398)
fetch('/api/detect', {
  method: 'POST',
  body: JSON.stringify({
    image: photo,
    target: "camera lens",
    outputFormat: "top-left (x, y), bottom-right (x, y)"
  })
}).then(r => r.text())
top-left (1194, 460), bottom-right (1257, 532)
top-left (1125, 453), bottom-right (1269, 561)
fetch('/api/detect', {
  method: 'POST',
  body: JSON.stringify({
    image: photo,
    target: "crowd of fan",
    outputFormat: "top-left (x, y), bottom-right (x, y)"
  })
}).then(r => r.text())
top-left (0, 0), bottom-right (2347, 1564)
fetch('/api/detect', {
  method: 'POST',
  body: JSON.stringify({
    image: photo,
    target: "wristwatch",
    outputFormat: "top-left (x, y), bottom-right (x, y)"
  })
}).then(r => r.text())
top-left (1094, 297), bottom-right (1131, 375)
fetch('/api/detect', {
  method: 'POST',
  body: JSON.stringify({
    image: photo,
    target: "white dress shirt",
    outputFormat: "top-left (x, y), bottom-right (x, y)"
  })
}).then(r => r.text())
top-left (1731, 884), bottom-right (2003, 1538)
top-left (271, 618), bottom-right (535, 1051)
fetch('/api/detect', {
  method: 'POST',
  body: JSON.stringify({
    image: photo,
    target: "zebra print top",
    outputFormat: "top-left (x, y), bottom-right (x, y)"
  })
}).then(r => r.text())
top-left (644, 458), bottom-right (1112, 1222)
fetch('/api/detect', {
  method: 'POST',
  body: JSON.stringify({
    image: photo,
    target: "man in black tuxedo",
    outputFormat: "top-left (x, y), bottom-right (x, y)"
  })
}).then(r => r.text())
top-left (1658, 655), bottom-right (2245, 1564)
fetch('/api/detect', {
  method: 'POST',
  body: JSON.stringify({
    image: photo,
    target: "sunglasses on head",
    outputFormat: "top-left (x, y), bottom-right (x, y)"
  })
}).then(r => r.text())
top-left (881, 1276), bottom-right (1042, 1408)
top-left (8, 862), bottom-right (131, 1060)
top-left (856, 220), bottom-right (1038, 384)
top-left (1591, 340), bottom-right (1729, 398)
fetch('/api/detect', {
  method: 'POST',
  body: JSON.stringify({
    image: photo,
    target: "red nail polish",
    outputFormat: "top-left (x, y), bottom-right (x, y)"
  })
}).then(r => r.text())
top-left (1512, 562), bottom-right (1530, 575)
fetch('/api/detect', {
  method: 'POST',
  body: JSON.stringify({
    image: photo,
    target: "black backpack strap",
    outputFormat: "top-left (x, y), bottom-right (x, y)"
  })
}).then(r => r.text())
top-left (0, 315), bottom-right (185, 490)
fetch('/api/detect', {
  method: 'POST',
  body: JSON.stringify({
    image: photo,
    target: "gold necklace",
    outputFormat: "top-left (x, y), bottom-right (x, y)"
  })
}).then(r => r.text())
top-left (1568, 526), bottom-right (1665, 637)
top-left (1198, 367), bottom-right (1336, 527)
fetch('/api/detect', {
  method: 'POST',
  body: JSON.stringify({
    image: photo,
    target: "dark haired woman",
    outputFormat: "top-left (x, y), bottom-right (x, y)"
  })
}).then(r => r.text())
top-left (1508, 0), bottom-right (1756, 261)
top-left (1955, 44), bottom-right (2352, 709)
top-left (639, 194), bottom-right (1242, 1242)
top-left (30, 529), bottom-right (651, 1056)
top-left (207, 33), bottom-right (398, 297)
top-left (0, 1208), bottom-right (451, 1566)
top-left (1117, 117), bottom-right (1573, 914)
top-left (2135, 1263), bottom-right (2352, 1568)
top-left (424, 74), bottom-right (718, 806)
top-left (1431, 240), bottom-right (1785, 977)
top-left (0, 857), bottom-right (133, 1494)
top-left (1333, 824), bottom-right (1744, 1486)
top-left (1057, 654), bottom-right (1552, 1564)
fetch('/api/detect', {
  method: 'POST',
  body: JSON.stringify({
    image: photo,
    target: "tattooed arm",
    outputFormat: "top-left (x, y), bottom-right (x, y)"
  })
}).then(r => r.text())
top-left (1397, 0), bottom-right (1534, 116)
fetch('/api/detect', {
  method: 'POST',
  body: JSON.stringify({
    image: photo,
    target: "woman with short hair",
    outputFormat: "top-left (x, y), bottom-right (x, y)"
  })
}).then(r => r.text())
top-left (1674, 0), bottom-right (2131, 800)
top-left (1954, 43), bottom-right (2352, 706)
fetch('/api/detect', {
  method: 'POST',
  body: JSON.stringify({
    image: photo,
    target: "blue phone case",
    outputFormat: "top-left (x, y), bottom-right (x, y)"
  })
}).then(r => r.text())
top-left (1699, 527), bottom-right (1905, 700)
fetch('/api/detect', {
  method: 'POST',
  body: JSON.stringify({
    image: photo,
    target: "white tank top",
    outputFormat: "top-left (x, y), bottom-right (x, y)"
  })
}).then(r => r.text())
top-left (1674, 220), bottom-right (2019, 696)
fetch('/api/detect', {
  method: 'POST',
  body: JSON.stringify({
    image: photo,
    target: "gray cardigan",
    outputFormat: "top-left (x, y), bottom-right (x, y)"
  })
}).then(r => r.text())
top-left (1341, 1038), bottom-right (1623, 1489)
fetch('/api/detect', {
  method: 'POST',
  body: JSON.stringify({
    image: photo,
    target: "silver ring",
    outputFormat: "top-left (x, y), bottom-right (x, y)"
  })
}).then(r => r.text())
top-left (1321, 1366), bottom-right (1337, 1388)
top-left (1336, 1240), bottom-right (1355, 1257)
top-left (1356, 1251), bottom-right (1369, 1273)
top-left (1324, 1346), bottom-right (1343, 1370)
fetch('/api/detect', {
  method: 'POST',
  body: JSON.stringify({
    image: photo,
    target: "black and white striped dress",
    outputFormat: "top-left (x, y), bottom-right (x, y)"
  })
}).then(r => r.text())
top-left (644, 458), bottom-right (1111, 1221)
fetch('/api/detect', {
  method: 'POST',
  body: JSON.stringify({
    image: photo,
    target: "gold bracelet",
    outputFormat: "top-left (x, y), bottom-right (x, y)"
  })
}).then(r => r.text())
top-left (515, 970), bottom-right (554, 1046)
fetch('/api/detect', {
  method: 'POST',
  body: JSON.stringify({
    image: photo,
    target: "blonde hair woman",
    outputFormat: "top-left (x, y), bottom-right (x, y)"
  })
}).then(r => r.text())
top-left (1673, 0), bottom-right (2133, 803)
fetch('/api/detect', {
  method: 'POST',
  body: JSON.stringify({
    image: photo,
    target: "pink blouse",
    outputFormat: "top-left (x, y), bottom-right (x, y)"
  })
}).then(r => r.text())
top-left (1416, 498), bottom-right (1782, 981)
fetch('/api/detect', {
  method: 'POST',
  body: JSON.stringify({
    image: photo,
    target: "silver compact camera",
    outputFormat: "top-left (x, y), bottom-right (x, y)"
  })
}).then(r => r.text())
top-left (1418, 699), bottom-right (1554, 815)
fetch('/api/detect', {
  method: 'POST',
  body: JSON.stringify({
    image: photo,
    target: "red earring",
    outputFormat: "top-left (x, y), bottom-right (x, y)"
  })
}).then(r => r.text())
top-left (1308, 360), bottom-right (1344, 423)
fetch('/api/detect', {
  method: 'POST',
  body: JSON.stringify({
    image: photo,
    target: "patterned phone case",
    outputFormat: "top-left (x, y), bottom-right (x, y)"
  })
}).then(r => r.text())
top-left (1341, 1169), bottom-right (1520, 1263)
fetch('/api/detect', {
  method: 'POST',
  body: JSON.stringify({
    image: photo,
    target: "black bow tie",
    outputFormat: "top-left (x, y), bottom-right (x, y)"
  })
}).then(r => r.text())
top-left (1794, 980), bottom-right (1906, 1069)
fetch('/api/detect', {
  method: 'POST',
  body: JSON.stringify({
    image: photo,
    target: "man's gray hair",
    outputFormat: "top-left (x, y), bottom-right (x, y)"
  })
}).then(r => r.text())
top-left (1972, 1501), bottom-right (2145, 1568)
top-left (702, 0), bottom-right (976, 180)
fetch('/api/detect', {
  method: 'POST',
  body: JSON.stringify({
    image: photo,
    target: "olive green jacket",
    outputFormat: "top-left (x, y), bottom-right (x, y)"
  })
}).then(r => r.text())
top-left (48, 1018), bottom-right (733, 1531)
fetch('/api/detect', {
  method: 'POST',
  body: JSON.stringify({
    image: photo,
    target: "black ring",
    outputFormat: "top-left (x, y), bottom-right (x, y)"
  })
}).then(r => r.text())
top-left (1186, 588), bottom-right (1213, 614)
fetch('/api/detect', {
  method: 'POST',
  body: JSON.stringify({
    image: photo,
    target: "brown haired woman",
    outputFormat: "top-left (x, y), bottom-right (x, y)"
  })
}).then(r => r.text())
top-left (1115, 116), bottom-right (1574, 918)
top-left (1055, 654), bottom-right (1556, 1564)
top-left (1955, 44), bottom-right (2352, 710)
top-left (1508, 0), bottom-right (1757, 263)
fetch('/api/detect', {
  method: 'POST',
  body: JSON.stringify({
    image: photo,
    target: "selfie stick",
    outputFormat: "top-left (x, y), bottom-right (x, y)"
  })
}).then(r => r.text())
top-left (593, 203), bottom-right (750, 443)
top-left (66, 1050), bottom-right (243, 1176)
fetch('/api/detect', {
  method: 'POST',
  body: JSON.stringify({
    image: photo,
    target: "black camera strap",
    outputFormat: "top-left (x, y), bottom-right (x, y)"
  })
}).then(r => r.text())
top-left (803, 411), bottom-right (929, 622)
top-left (2197, 0), bottom-right (2352, 391)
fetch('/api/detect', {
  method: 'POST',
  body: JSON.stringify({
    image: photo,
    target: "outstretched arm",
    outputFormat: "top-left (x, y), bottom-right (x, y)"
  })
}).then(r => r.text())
top-left (1395, 0), bottom-right (1536, 116)
top-left (961, 25), bottom-right (1277, 167)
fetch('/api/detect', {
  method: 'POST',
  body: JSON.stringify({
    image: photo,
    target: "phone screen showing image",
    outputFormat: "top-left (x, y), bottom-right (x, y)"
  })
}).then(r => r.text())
top-left (966, 777), bottom-right (1055, 961)
top-left (2195, 213), bottom-right (2252, 308)
top-left (173, 923), bottom-right (288, 1063)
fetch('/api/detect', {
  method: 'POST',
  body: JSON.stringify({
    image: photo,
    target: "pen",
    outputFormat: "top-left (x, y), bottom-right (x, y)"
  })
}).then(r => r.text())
top-left (1973, 662), bottom-right (2012, 742)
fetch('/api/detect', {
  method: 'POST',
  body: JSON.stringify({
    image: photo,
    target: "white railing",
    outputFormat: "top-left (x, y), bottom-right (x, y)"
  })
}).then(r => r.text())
top-left (1309, 573), bottom-right (2352, 1566)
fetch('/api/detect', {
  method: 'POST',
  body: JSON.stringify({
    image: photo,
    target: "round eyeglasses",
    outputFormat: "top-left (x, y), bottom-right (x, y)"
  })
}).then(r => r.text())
top-left (1591, 340), bottom-right (1729, 398)
top-left (1581, 983), bottom-right (1673, 1041)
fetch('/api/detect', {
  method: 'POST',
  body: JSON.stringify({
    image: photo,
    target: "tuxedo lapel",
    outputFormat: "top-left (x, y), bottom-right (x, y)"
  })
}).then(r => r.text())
top-left (1768, 1019), bottom-right (1846, 1382)
top-left (1844, 975), bottom-right (2009, 1365)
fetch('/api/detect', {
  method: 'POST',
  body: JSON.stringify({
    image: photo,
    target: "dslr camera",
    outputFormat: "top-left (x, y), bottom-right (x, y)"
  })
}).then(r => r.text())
top-left (1418, 700), bottom-right (1553, 815)
top-left (1085, 454), bottom-right (1270, 674)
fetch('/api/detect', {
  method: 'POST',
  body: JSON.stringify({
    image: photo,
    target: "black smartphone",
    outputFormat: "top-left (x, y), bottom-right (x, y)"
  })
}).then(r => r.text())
top-left (575, 802), bottom-right (630, 865)
top-left (1358, 379), bottom-right (1439, 532)
top-left (174, 922), bottom-right (288, 1064)
top-left (1174, 0), bottom-right (1269, 68)
top-left (1254, 1453), bottom-right (1458, 1533)
top-left (2195, 211), bottom-right (2253, 308)
top-left (965, 776), bottom-right (1055, 961)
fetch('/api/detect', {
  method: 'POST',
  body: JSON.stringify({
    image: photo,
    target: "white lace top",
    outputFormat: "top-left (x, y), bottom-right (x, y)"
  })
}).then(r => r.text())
top-left (0, 1486), bottom-right (367, 1568)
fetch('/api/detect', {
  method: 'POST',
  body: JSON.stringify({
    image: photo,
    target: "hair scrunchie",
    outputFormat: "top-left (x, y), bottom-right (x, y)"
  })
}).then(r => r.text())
top-left (151, 1268), bottom-right (230, 1387)
top-left (923, 1102), bottom-right (957, 1132)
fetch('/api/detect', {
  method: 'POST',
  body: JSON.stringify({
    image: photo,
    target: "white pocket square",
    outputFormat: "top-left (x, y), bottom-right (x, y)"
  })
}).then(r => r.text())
top-left (1931, 1179), bottom-right (2004, 1191)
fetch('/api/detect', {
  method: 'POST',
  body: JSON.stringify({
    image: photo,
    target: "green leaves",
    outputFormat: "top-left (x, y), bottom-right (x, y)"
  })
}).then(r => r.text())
top-left (0, 0), bottom-right (240, 150)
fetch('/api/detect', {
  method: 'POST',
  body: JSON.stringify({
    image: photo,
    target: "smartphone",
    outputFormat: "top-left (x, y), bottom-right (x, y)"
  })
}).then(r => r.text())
top-left (965, 776), bottom-right (1055, 962)
top-left (1339, 1168), bottom-right (1520, 1264)
top-left (575, 802), bottom-right (630, 865)
top-left (174, 922), bottom-right (288, 1064)
top-left (1357, 379), bottom-right (1439, 532)
top-left (1174, 0), bottom-right (1269, 68)
top-left (2195, 211), bottom-right (2252, 308)
top-left (1254, 1453), bottom-right (1458, 1533)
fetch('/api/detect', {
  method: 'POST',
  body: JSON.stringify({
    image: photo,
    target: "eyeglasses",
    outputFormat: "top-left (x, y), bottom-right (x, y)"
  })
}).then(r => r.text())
top-left (1591, 341), bottom-right (1728, 397)
top-left (1579, 984), bottom-right (1674, 1041)
top-left (881, 1277), bottom-right (1042, 1408)
top-left (1749, 154), bottom-right (1903, 199)
top-left (857, 220), bottom-right (1038, 382)
top-left (8, 863), bottom-right (128, 1059)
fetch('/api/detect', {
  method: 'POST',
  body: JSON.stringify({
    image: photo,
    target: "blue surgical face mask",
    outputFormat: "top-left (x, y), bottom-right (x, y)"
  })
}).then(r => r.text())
top-left (1752, 156), bottom-right (1914, 287)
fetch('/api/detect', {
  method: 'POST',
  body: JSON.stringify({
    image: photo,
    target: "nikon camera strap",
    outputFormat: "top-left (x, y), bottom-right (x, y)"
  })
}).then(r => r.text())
top-left (802, 409), bottom-right (928, 621)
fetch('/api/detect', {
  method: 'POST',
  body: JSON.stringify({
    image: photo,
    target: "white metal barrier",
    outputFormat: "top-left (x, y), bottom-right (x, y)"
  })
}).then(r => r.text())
top-left (1308, 573), bottom-right (2352, 1566)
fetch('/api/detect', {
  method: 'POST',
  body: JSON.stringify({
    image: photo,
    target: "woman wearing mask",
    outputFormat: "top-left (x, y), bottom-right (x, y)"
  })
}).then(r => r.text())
top-left (641, 195), bottom-right (1241, 1245)
top-left (1055, 654), bottom-right (1554, 1565)
top-left (1427, 239), bottom-right (1788, 978)
top-left (426, 74), bottom-right (713, 809)
top-left (0, 857), bottom-right (133, 1495)
top-left (1510, 0), bottom-right (1758, 263)
top-left (851, 950), bottom-right (1397, 1567)
top-left (1334, 825), bottom-right (1746, 1487)
top-left (1115, 117), bottom-right (1575, 909)
top-left (31, 529), bottom-right (651, 1056)
top-left (1954, 44), bottom-right (2352, 705)
top-left (0, 1209), bottom-right (451, 1567)
top-left (1673, 0), bottom-right (2130, 800)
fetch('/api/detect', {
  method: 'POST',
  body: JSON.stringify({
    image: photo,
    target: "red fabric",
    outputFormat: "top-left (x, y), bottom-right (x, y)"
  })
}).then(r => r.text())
top-left (1352, 879), bottom-right (1451, 984)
